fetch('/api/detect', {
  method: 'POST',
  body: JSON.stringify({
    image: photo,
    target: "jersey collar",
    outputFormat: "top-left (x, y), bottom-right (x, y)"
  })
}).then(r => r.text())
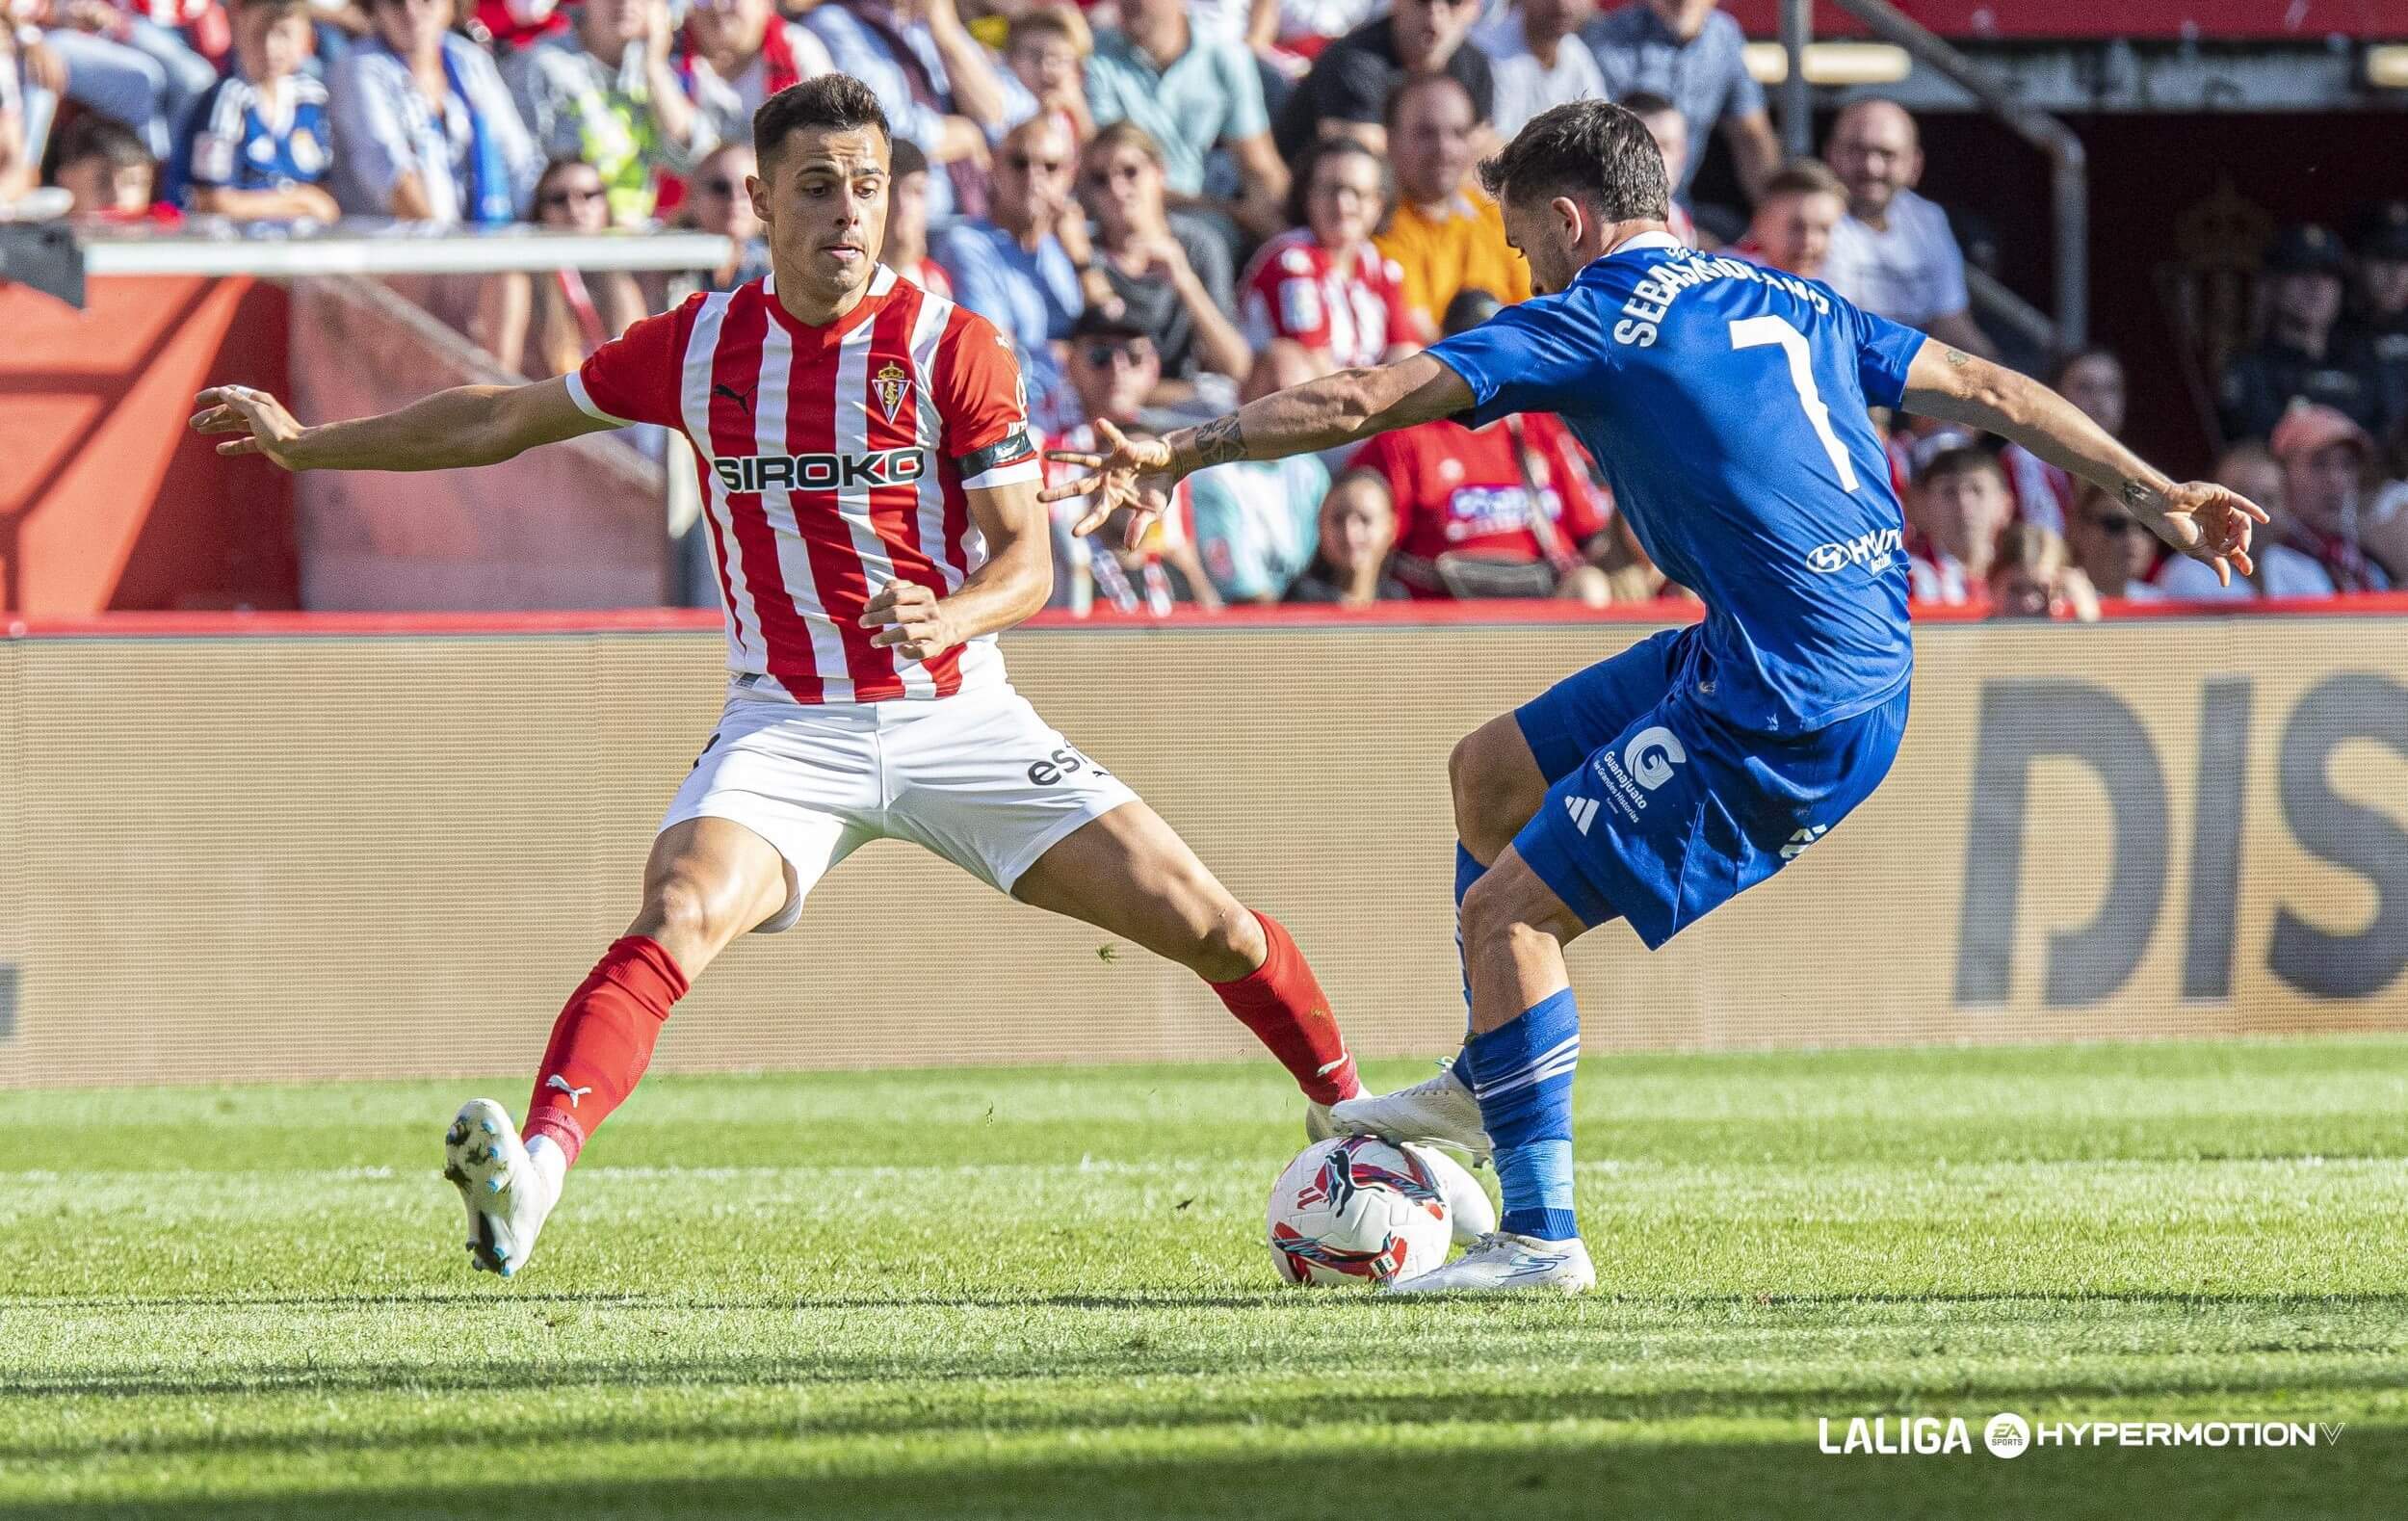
top-left (1607, 230), bottom-right (1686, 258)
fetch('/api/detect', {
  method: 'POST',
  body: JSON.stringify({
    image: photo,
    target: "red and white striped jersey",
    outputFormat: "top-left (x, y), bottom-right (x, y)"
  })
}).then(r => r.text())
top-left (1238, 229), bottom-right (1411, 373)
top-left (567, 265), bottom-right (1040, 704)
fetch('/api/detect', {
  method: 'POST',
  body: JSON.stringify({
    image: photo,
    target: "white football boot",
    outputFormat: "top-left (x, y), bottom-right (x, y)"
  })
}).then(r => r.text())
top-left (442, 1099), bottom-right (563, 1279)
top-left (1385, 1231), bottom-right (1596, 1296)
top-left (1407, 1143), bottom-right (1499, 1246)
top-left (1328, 1060), bottom-right (1493, 1162)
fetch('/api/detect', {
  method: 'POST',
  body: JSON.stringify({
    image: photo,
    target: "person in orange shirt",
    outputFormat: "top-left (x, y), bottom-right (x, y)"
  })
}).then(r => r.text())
top-left (1373, 73), bottom-right (1531, 337)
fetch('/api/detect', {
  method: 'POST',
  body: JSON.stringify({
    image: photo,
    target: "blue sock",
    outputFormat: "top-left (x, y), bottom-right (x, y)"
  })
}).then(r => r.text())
top-left (1450, 845), bottom-right (1483, 1083)
top-left (1463, 988), bottom-right (1580, 1241)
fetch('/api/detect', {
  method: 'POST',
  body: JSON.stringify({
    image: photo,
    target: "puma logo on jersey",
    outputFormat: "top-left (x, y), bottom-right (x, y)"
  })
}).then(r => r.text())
top-left (713, 447), bottom-right (928, 492)
top-left (545, 1074), bottom-right (592, 1108)
top-left (711, 381), bottom-right (757, 417)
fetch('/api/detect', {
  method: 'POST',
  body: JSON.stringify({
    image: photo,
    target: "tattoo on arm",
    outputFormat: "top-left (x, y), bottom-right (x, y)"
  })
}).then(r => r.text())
top-left (1943, 348), bottom-right (1972, 369)
top-left (2119, 479), bottom-right (2153, 509)
top-left (1192, 413), bottom-right (1243, 468)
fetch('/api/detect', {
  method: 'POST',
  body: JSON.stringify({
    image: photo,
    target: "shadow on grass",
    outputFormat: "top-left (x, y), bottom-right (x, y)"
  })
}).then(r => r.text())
top-left (4, 1359), bottom-right (2402, 1464)
top-left (2, 1429), bottom-right (2404, 1521)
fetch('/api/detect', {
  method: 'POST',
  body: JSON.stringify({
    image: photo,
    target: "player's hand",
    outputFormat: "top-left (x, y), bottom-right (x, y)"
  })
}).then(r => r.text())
top-left (189, 385), bottom-right (310, 471)
top-left (2147, 481), bottom-right (2269, 589)
top-left (861, 580), bottom-right (958, 663)
top-left (1041, 417), bottom-right (1180, 544)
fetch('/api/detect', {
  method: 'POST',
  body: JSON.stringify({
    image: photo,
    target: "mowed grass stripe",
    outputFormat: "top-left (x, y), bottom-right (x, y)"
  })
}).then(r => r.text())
top-left (4, 1039), bottom-right (2408, 1517)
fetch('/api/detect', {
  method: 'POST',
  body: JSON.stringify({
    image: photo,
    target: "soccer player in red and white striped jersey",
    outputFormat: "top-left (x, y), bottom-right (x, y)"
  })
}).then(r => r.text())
top-left (190, 75), bottom-right (1361, 1281)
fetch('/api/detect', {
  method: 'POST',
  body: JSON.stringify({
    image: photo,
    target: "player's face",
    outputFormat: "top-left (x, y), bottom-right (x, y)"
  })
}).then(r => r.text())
top-left (756, 127), bottom-right (888, 306)
top-left (1306, 153), bottom-right (1383, 250)
top-left (1501, 193), bottom-right (1587, 298)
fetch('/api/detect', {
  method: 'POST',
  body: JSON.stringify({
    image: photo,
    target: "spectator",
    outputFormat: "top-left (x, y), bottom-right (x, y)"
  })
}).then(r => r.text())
top-left (1238, 136), bottom-right (1411, 399)
top-left (2219, 223), bottom-right (2393, 446)
top-left (1084, 0), bottom-right (1287, 241)
top-left (1038, 327), bottom-right (1218, 613)
top-left (931, 113), bottom-right (1082, 430)
top-left (504, 0), bottom-right (713, 226)
top-left (805, 0), bottom-right (1034, 222)
top-left (180, 0), bottom-right (340, 223)
top-left (2265, 402), bottom-right (2390, 590)
top-left (32, 0), bottom-right (217, 162)
top-left (1076, 121), bottom-right (1248, 399)
top-left (2157, 442), bottom-right (2336, 601)
top-left (1284, 474), bottom-right (1407, 605)
top-left (881, 137), bottom-right (948, 298)
top-left (1581, 0), bottom-right (1776, 202)
top-left (1731, 157), bottom-right (1844, 278)
top-left (1987, 523), bottom-right (2098, 621)
top-left (1260, 0), bottom-right (1385, 65)
top-left (1003, 5), bottom-right (1090, 143)
top-left (2001, 349), bottom-right (2125, 534)
top-left (1324, 288), bottom-right (1614, 600)
top-left (2061, 483), bottom-right (2162, 603)
top-left (1269, 0), bottom-right (1491, 165)
top-left (1617, 90), bottom-right (1697, 247)
top-left (1821, 98), bottom-right (1994, 359)
top-left (1906, 446), bottom-right (2012, 606)
top-left (1189, 443), bottom-right (1333, 605)
top-left (486, 155), bottom-right (648, 380)
top-left (678, 0), bottom-right (834, 150)
top-left (0, 30), bottom-right (39, 206)
top-left (1374, 73), bottom-right (1529, 338)
top-left (677, 138), bottom-right (768, 292)
top-left (48, 110), bottom-right (170, 219)
top-left (329, 0), bottom-right (540, 223)
top-left (2345, 200), bottom-right (2408, 419)
top-left (1471, 0), bottom-right (1603, 141)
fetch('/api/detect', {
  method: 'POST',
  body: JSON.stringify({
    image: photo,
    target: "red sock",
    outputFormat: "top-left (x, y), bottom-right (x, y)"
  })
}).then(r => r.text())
top-left (1212, 910), bottom-right (1359, 1105)
top-left (523, 935), bottom-right (690, 1167)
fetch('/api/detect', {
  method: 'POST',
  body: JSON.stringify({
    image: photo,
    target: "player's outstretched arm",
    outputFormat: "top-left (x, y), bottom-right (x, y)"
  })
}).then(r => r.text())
top-left (860, 477), bottom-right (1052, 663)
top-left (1899, 341), bottom-right (2269, 587)
top-left (1041, 354), bottom-right (1474, 540)
top-left (188, 376), bottom-right (618, 474)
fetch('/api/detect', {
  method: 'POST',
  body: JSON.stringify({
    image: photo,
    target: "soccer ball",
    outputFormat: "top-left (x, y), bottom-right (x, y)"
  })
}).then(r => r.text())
top-left (1266, 1135), bottom-right (1456, 1286)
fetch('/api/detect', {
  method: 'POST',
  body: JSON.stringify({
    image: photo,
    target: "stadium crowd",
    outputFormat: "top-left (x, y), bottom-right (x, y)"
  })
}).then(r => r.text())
top-left (7, 0), bottom-right (2407, 615)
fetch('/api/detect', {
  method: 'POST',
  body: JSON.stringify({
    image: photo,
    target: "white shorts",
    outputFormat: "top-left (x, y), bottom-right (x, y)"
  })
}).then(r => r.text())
top-left (661, 683), bottom-right (1140, 933)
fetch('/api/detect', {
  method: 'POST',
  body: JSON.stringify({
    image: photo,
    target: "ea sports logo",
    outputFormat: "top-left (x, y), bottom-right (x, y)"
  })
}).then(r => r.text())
top-left (1623, 725), bottom-right (1686, 790)
top-left (1806, 541), bottom-right (1850, 573)
top-left (1984, 1412), bottom-right (2029, 1459)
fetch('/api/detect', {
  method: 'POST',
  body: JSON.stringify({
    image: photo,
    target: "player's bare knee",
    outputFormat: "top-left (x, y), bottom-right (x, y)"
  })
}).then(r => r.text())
top-left (1451, 724), bottom-right (1537, 862)
top-left (632, 874), bottom-right (735, 960)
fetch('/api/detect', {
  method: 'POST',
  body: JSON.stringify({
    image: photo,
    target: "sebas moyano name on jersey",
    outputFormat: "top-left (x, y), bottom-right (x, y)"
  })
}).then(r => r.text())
top-left (1612, 250), bottom-right (1833, 348)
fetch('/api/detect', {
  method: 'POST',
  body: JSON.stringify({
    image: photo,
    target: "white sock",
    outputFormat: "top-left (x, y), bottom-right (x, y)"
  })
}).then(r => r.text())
top-left (524, 1133), bottom-right (569, 1200)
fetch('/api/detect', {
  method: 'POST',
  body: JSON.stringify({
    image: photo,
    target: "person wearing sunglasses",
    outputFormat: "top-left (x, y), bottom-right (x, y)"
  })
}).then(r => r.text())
top-left (482, 155), bottom-right (649, 380)
top-left (1075, 121), bottom-right (1249, 405)
top-left (677, 138), bottom-right (770, 293)
top-left (2060, 482), bottom-right (2165, 603)
top-left (930, 113), bottom-right (1087, 431)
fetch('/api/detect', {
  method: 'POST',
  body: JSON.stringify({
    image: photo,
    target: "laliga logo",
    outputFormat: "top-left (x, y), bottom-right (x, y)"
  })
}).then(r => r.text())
top-left (1623, 725), bottom-right (1687, 790)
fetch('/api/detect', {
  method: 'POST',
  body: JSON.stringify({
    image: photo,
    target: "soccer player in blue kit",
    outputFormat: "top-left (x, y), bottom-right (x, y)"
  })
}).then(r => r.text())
top-left (1044, 100), bottom-right (2265, 1295)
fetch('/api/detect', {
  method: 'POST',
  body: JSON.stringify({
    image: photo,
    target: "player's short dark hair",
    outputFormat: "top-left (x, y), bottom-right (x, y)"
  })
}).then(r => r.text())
top-left (753, 74), bottom-right (890, 170)
top-left (1478, 99), bottom-right (1669, 224)
top-left (1286, 135), bottom-right (1391, 234)
top-left (1921, 444), bottom-right (2008, 490)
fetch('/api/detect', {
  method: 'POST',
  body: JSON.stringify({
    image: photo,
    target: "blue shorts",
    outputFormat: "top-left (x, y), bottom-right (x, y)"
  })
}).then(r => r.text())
top-left (1510, 626), bottom-right (1909, 949)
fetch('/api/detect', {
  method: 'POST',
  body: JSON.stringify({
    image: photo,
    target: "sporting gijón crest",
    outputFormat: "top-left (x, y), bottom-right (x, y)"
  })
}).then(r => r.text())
top-left (873, 359), bottom-right (911, 424)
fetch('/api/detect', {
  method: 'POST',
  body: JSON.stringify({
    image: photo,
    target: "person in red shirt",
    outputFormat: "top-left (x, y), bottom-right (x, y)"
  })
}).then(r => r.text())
top-left (190, 75), bottom-right (1362, 1282)
top-left (1237, 136), bottom-right (1415, 400)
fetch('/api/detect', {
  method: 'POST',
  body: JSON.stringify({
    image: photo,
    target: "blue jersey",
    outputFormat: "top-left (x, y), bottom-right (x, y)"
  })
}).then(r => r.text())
top-left (1427, 232), bottom-right (1927, 734)
top-left (180, 73), bottom-right (333, 200)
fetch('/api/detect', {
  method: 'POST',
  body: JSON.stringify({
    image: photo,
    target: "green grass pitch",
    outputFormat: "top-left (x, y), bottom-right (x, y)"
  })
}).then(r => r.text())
top-left (6, 1037), bottom-right (2408, 1519)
